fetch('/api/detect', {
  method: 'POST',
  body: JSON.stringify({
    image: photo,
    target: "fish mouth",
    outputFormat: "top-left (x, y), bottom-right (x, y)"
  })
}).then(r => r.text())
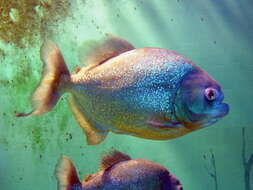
top-left (202, 118), bottom-right (219, 127)
top-left (175, 186), bottom-right (183, 190)
top-left (212, 103), bottom-right (229, 118)
top-left (201, 103), bottom-right (229, 127)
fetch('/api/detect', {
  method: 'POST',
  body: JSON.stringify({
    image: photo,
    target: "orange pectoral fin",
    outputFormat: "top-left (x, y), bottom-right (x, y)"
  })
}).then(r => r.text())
top-left (147, 120), bottom-right (183, 129)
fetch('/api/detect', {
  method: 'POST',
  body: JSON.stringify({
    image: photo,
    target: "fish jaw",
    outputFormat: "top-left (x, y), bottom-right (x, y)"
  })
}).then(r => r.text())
top-left (177, 102), bottom-right (229, 129)
top-left (200, 102), bottom-right (229, 127)
top-left (169, 173), bottom-right (184, 190)
top-left (211, 103), bottom-right (229, 119)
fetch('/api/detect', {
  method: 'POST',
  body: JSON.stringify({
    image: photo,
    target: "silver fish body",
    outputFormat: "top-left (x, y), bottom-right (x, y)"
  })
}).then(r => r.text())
top-left (17, 35), bottom-right (229, 145)
top-left (70, 48), bottom-right (195, 138)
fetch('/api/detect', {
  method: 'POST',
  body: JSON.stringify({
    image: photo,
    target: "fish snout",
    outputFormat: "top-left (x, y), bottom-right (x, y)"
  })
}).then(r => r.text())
top-left (176, 186), bottom-right (184, 190)
top-left (173, 182), bottom-right (183, 190)
top-left (215, 103), bottom-right (229, 118)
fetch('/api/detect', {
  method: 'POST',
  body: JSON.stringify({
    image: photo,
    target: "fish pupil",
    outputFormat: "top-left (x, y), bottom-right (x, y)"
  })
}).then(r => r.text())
top-left (205, 88), bottom-right (216, 101)
top-left (208, 91), bottom-right (214, 100)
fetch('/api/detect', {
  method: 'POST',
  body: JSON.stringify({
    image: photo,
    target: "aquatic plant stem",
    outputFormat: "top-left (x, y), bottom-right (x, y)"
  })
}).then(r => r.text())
top-left (203, 149), bottom-right (218, 190)
top-left (210, 150), bottom-right (218, 190)
top-left (242, 127), bottom-right (253, 190)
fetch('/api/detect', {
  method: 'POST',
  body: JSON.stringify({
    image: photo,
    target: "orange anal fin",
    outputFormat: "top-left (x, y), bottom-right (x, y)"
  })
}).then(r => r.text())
top-left (68, 96), bottom-right (108, 145)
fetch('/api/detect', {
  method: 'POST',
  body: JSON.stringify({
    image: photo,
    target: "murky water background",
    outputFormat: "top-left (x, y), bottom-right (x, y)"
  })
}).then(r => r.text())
top-left (0, 0), bottom-right (253, 189)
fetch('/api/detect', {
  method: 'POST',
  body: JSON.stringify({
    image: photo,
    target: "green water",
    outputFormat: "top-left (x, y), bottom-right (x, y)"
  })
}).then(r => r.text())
top-left (0, 0), bottom-right (253, 189)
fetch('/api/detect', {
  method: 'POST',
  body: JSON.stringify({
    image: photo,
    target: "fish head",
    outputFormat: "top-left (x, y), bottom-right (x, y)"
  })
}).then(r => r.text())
top-left (174, 70), bottom-right (229, 129)
top-left (169, 173), bottom-right (184, 190)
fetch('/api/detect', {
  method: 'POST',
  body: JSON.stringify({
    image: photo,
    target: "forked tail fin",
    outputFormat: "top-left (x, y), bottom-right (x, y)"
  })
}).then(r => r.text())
top-left (16, 40), bottom-right (70, 117)
top-left (55, 156), bottom-right (82, 190)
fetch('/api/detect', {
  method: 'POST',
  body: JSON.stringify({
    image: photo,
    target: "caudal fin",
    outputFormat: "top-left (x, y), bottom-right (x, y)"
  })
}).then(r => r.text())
top-left (55, 156), bottom-right (82, 190)
top-left (16, 40), bottom-right (70, 117)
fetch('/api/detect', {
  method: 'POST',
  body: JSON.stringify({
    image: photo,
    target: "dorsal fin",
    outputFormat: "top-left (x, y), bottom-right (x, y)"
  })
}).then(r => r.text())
top-left (78, 34), bottom-right (134, 66)
top-left (100, 150), bottom-right (131, 170)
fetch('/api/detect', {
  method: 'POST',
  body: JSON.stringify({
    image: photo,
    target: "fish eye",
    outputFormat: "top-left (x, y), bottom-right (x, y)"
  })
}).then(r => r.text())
top-left (204, 88), bottom-right (217, 101)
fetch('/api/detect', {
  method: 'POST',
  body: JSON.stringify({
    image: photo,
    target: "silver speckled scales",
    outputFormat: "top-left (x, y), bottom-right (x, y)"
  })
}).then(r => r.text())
top-left (70, 48), bottom-right (195, 132)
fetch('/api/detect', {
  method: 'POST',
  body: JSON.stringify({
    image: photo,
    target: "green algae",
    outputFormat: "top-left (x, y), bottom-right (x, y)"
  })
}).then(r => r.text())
top-left (0, 48), bottom-right (5, 58)
top-left (0, 138), bottom-right (9, 149)
top-left (30, 125), bottom-right (48, 152)
top-left (12, 59), bottom-right (34, 89)
top-left (0, 0), bottom-right (71, 47)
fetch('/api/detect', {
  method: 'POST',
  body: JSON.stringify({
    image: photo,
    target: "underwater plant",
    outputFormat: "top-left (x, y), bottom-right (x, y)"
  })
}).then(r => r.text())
top-left (203, 149), bottom-right (218, 190)
top-left (242, 128), bottom-right (253, 190)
